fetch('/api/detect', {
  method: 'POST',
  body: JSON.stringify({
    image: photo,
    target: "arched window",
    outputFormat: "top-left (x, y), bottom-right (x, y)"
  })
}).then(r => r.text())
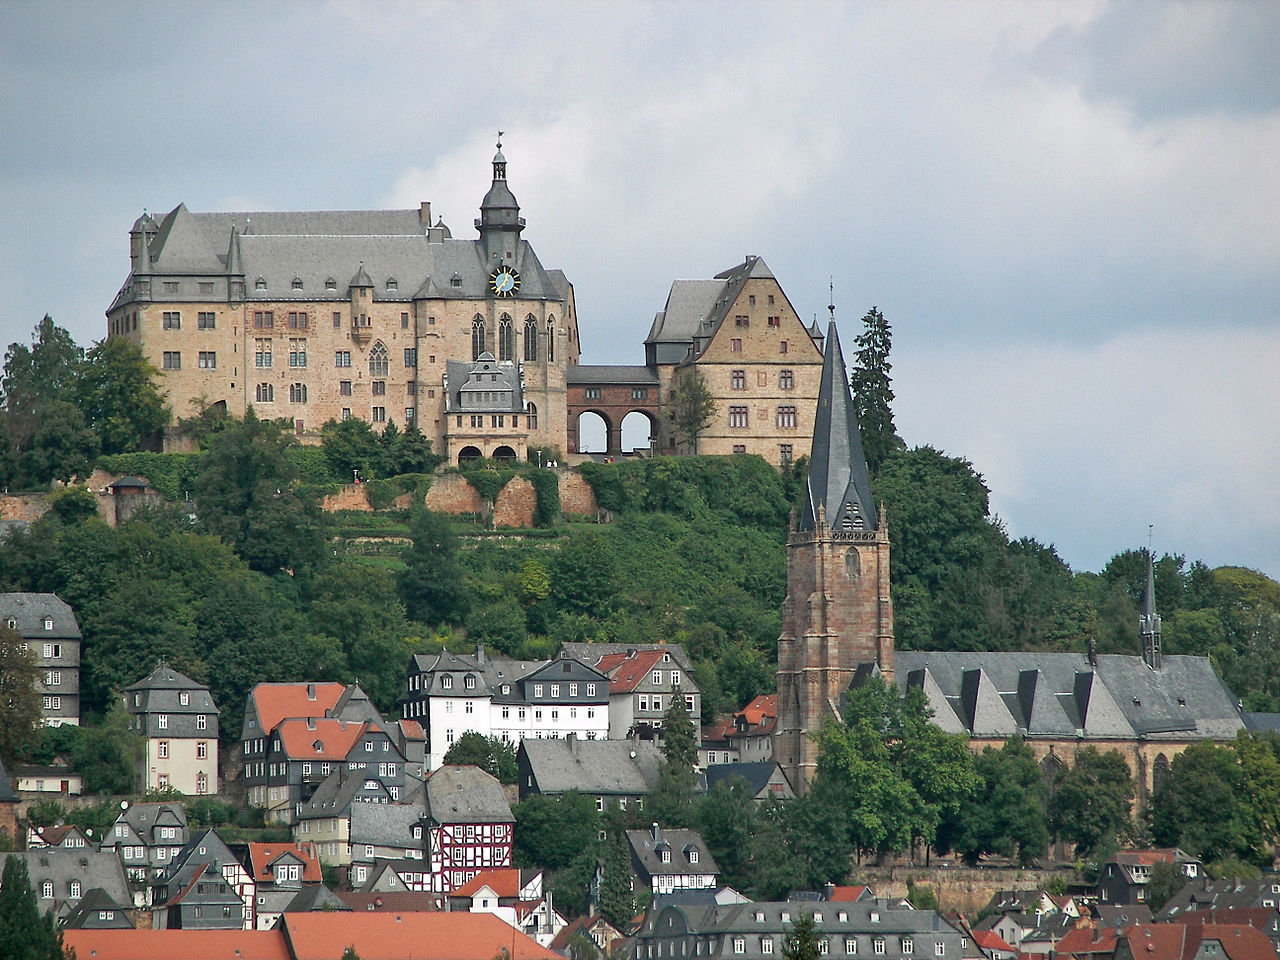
top-left (524, 315), bottom-right (538, 361)
top-left (290, 383), bottom-right (307, 403)
top-left (1153, 753), bottom-right (1170, 794)
top-left (472, 316), bottom-right (486, 360)
top-left (526, 402), bottom-right (538, 430)
top-left (255, 383), bottom-right (274, 403)
top-left (498, 315), bottom-right (513, 361)
top-left (369, 341), bottom-right (389, 376)
top-left (547, 317), bottom-right (555, 362)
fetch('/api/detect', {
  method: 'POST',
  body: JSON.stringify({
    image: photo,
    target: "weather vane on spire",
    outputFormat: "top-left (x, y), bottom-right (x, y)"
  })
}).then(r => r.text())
top-left (497, 130), bottom-right (504, 150)
top-left (828, 276), bottom-right (836, 321)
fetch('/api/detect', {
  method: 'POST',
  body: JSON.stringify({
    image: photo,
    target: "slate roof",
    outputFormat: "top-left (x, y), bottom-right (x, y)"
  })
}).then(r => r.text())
top-left (61, 887), bottom-right (135, 929)
top-left (626, 826), bottom-right (719, 880)
top-left (566, 365), bottom-right (660, 385)
top-left (0, 592), bottom-right (81, 639)
top-left (701, 762), bottom-right (786, 797)
top-left (283, 883), bottom-right (351, 913)
top-left (798, 321), bottom-right (876, 533)
top-left (350, 802), bottom-right (424, 849)
top-left (560, 642), bottom-right (694, 673)
top-left (296, 767), bottom-right (396, 817)
top-left (1159, 879), bottom-right (1280, 918)
top-left (892, 651), bottom-right (1244, 742)
top-left (126, 664), bottom-right (219, 738)
top-left (520, 738), bottom-right (662, 796)
top-left (424, 764), bottom-right (513, 824)
top-left (17, 846), bottom-right (132, 916)
top-left (114, 801), bottom-right (188, 837)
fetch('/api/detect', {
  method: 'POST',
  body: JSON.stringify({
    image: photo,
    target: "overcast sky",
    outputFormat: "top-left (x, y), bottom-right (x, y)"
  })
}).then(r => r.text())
top-left (2, 0), bottom-right (1277, 580)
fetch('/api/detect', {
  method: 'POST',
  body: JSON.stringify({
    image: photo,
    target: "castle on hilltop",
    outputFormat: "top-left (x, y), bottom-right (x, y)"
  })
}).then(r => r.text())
top-left (107, 142), bottom-right (826, 467)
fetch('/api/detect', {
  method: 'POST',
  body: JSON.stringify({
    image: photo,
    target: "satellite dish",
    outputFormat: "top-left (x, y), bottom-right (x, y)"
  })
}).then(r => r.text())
top-left (120, 800), bottom-right (129, 810)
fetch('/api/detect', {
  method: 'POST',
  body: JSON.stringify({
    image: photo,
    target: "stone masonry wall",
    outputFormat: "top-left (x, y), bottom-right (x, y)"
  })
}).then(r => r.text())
top-left (492, 476), bottom-right (536, 528)
top-left (558, 471), bottom-right (598, 517)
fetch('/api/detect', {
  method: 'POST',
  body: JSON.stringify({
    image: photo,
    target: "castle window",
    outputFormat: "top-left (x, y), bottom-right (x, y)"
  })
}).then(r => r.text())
top-left (780, 444), bottom-right (793, 465)
top-left (290, 383), bottom-right (307, 403)
top-left (342, 408), bottom-right (351, 420)
top-left (735, 315), bottom-right (749, 327)
top-left (451, 273), bottom-right (462, 287)
top-left (730, 339), bottom-right (742, 352)
top-left (372, 407), bottom-right (386, 422)
top-left (369, 342), bottom-right (389, 376)
top-left (406, 407), bottom-right (415, 420)
top-left (768, 316), bottom-right (781, 327)
top-left (292, 277), bottom-right (303, 290)
top-left (780, 369), bottom-right (794, 390)
top-left (256, 383), bottom-right (274, 403)
top-left (289, 339), bottom-right (307, 367)
top-left (198, 311), bottom-right (216, 329)
top-left (254, 311), bottom-right (273, 328)
top-left (728, 406), bottom-right (748, 428)
top-left (198, 351), bottom-right (217, 369)
top-left (498, 316), bottom-right (513, 361)
top-left (335, 350), bottom-right (351, 367)
top-left (731, 369), bottom-right (745, 390)
top-left (632, 386), bottom-right (648, 400)
top-left (163, 281), bottom-right (179, 294)
top-left (255, 277), bottom-right (267, 290)
top-left (777, 405), bottom-right (797, 429)
top-left (326, 277), bottom-right (337, 291)
top-left (780, 341), bottom-right (789, 354)
top-left (162, 351), bottom-right (181, 370)
top-left (547, 318), bottom-right (555, 361)
top-left (733, 445), bottom-right (746, 454)
top-left (524, 316), bottom-right (538, 361)
top-left (288, 311), bottom-right (308, 329)
top-left (163, 312), bottom-right (181, 330)
top-left (526, 402), bottom-right (538, 429)
top-left (472, 317), bottom-right (486, 359)
top-left (407, 382), bottom-right (416, 395)
top-left (404, 348), bottom-right (417, 367)
top-left (372, 381), bottom-right (386, 396)
top-left (256, 339), bottom-right (272, 368)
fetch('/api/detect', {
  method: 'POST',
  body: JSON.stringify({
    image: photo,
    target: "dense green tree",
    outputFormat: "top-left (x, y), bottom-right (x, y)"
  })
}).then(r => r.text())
top-left (321, 416), bottom-right (387, 481)
top-left (1151, 740), bottom-right (1269, 866)
top-left (389, 418), bottom-right (442, 475)
top-left (597, 835), bottom-right (640, 927)
top-left (1, 316), bottom-right (83, 452)
top-left (746, 799), bottom-right (812, 900)
top-left (192, 410), bottom-right (325, 574)
top-left (20, 400), bottom-right (100, 485)
top-left (1145, 860), bottom-right (1188, 912)
top-left (72, 697), bottom-right (143, 794)
top-left (649, 692), bottom-right (699, 826)
top-left (666, 370), bottom-right (716, 454)
top-left (0, 854), bottom-right (68, 960)
top-left (513, 791), bottom-right (600, 871)
top-left (1049, 747), bottom-right (1134, 856)
top-left (849, 307), bottom-right (904, 474)
top-left (550, 532), bottom-right (619, 617)
top-left (443, 732), bottom-right (518, 783)
top-left (0, 623), bottom-right (44, 765)
top-left (946, 738), bottom-right (1047, 866)
top-left (696, 778), bottom-right (756, 890)
top-left (782, 911), bottom-right (821, 960)
top-left (398, 508), bottom-right (469, 625)
top-left (465, 596), bottom-right (529, 657)
top-left (75, 336), bottom-right (169, 454)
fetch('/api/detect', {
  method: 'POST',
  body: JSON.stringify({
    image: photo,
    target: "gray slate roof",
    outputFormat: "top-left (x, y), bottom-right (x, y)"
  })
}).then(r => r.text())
top-left (799, 321), bottom-right (876, 533)
top-left (424, 764), bottom-right (513, 824)
top-left (0, 592), bottom-right (81, 640)
top-left (701, 762), bottom-right (786, 798)
top-left (284, 883), bottom-right (351, 913)
top-left (559, 642), bottom-right (694, 674)
top-left (17, 847), bottom-right (131, 917)
top-left (61, 887), bottom-right (135, 929)
top-left (566, 365), bottom-right (660, 385)
top-left (892, 651), bottom-right (1244, 742)
top-left (350, 802), bottom-right (424, 850)
top-left (626, 826), bottom-right (719, 879)
top-left (520, 737), bottom-right (662, 796)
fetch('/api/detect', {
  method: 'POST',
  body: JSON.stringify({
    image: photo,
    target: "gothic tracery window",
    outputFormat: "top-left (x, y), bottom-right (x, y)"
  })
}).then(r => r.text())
top-left (369, 341), bottom-right (389, 377)
top-left (498, 315), bottom-right (513, 361)
top-left (524, 315), bottom-right (538, 361)
top-left (472, 316), bottom-right (486, 360)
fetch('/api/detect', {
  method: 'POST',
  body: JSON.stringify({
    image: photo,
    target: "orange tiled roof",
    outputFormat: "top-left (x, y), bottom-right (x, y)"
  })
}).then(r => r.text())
top-left (251, 682), bottom-right (346, 734)
top-left (63, 929), bottom-right (291, 960)
top-left (1112, 848), bottom-right (1182, 866)
top-left (453, 868), bottom-right (522, 899)
top-left (827, 885), bottom-right (869, 902)
top-left (281, 911), bottom-right (560, 960)
top-left (972, 930), bottom-right (1015, 952)
top-left (275, 717), bottom-right (368, 760)
top-left (398, 718), bottom-right (425, 739)
top-left (737, 694), bottom-right (777, 726)
top-left (596, 650), bottom-right (666, 693)
top-left (248, 841), bottom-right (324, 883)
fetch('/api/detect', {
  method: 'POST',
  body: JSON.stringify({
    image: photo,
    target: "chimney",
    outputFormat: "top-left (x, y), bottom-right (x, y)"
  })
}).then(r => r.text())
top-left (307, 683), bottom-right (316, 701)
top-left (475, 643), bottom-right (486, 665)
top-left (652, 822), bottom-right (661, 843)
top-left (419, 202), bottom-right (432, 226)
top-left (824, 882), bottom-right (835, 901)
top-left (567, 732), bottom-right (578, 758)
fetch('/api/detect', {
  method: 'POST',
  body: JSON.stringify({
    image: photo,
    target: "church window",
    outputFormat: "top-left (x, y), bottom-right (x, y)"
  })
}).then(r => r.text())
top-left (163, 310), bottom-right (181, 330)
top-left (256, 383), bottom-right (274, 403)
top-left (780, 369), bottom-right (794, 389)
top-left (290, 383), bottom-right (307, 403)
top-left (777, 405), bottom-right (797, 428)
top-left (162, 351), bottom-right (181, 370)
top-left (729, 406), bottom-right (748, 428)
top-left (369, 342), bottom-right (389, 376)
top-left (498, 315), bottom-right (514, 361)
top-left (731, 369), bottom-right (745, 390)
top-left (547, 319), bottom-right (555, 361)
top-left (526, 402), bottom-right (538, 429)
top-left (198, 311), bottom-right (216, 329)
top-left (524, 316), bottom-right (538, 360)
top-left (372, 407), bottom-right (386, 422)
top-left (472, 317), bottom-right (486, 359)
top-left (730, 339), bottom-right (742, 352)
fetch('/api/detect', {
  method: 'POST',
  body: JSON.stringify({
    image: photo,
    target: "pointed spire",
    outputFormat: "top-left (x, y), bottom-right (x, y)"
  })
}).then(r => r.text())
top-left (799, 320), bottom-right (877, 532)
top-left (1140, 528), bottom-right (1162, 670)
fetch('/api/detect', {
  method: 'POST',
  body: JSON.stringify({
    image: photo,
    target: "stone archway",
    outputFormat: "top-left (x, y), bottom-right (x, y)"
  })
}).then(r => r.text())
top-left (621, 410), bottom-right (658, 453)
top-left (458, 445), bottom-right (483, 464)
top-left (492, 445), bottom-right (517, 462)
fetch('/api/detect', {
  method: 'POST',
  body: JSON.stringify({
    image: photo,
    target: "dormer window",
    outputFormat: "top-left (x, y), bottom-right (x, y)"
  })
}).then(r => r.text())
top-left (441, 675), bottom-right (453, 690)
top-left (292, 277), bottom-right (304, 290)
top-left (451, 273), bottom-right (462, 287)
top-left (43, 618), bottom-right (53, 630)
top-left (660, 848), bottom-right (671, 863)
top-left (179, 692), bottom-right (189, 706)
top-left (5, 618), bottom-right (15, 629)
top-left (386, 278), bottom-right (398, 291)
top-left (464, 674), bottom-right (476, 690)
top-left (255, 277), bottom-right (267, 290)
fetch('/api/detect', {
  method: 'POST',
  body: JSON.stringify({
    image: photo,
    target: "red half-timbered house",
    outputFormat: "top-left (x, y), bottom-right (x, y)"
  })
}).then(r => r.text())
top-left (422, 765), bottom-right (514, 894)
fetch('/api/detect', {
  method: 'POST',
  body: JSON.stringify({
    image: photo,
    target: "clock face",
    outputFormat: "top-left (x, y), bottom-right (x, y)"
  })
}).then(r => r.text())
top-left (490, 266), bottom-right (521, 298)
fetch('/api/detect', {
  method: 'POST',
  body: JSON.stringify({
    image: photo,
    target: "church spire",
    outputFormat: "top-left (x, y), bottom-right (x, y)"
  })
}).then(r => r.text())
top-left (476, 132), bottom-right (524, 264)
top-left (1140, 528), bottom-right (1162, 669)
top-left (799, 319), bottom-right (877, 533)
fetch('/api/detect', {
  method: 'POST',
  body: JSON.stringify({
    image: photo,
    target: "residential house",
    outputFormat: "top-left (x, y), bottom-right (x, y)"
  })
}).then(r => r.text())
top-left (240, 680), bottom-right (378, 810)
top-left (337, 886), bottom-right (438, 914)
top-left (151, 829), bottom-right (254, 930)
top-left (293, 766), bottom-right (401, 866)
top-left (1112, 922), bottom-right (1277, 960)
top-left (550, 914), bottom-right (625, 958)
top-left (351, 859), bottom-right (434, 895)
top-left (969, 929), bottom-right (1016, 960)
top-left (701, 762), bottom-right (794, 801)
top-left (125, 663), bottom-right (220, 795)
top-left (99, 801), bottom-right (189, 896)
top-left (449, 868), bottom-right (566, 946)
top-left (349, 803), bottom-right (427, 888)
top-left (729, 695), bottom-right (777, 763)
top-left (1, 592), bottom-right (82, 725)
top-left (11, 847), bottom-right (132, 922)
top-left (12, 762), bottom-right (83, 796)
top-left (27, 823), bottom-right (96, 850)
top-left (636, 898), bottom-right (980, 960)
top-left (517, 735), bottom-right (662, 810)
top-left (1158, 878), bottom-right (1280, 919)
top-left (622, 824), bottom-right (719, 899)
top-left (1098, 848), bottom-right (1202, 906)
top-left (1176, 909), bottom-right (1280, 957)
top-left (400, 646), bottom-right (610, 771)
top-left (594, 647), bottom-right (701, 743)
top-left (246, 841), bottom-right (323, 931)
top-left (423, 764), bottom-right (515, 893)
top-left (61, 888), bottom-right (135, 929)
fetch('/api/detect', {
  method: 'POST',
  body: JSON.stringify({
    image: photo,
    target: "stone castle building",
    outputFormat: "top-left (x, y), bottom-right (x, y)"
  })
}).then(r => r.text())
top-left (774, 320), bottom-right (894, 794)
top-left (108, 145), bottom-right (827, 466)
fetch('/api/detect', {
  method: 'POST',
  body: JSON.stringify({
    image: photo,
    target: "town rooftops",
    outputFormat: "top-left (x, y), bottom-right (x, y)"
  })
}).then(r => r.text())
top-left (560, 641), bottom-right (693, 673)
top-left (424, 764), bottom-right (513, 824)
top-left (453, 868), bottom-right (523, 899)
top-left (627, 825), bottom-right (719, 878)
top-left (274, 717), bottom-right (373, 760)
top-left (248, 842), bottom-right (323, 884)
top-left (597, 649), bottom-right (669, 692)
top-left (245, 682), bottom-right (346, 737)
top-left (0, 592), bottom-right (81, 639)
top-left (279, 910), bottom-right (561, 960)
top-left (64, 929), bottom-right (291, 960)
top-left (520, 736), bottom-right (662, 796)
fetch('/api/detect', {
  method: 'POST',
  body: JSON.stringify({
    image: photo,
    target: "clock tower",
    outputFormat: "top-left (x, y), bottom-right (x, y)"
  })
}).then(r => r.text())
top-left (475, 133), bottom-right (526, 269)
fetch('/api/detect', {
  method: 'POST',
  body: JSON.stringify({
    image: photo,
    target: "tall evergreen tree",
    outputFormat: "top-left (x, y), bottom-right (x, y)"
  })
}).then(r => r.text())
top-left (650, 691), bottom-right (699, 826)
top-left (597, 836), bottom-right (639, 928)
top-left (0, 854), bottom-right (68, 959)
top-left (848, 307), bottom-right (903, 474)
top-left (398, 507), bottom-right (469, 625)
top-left (783, 912), bottom-right (822, 960)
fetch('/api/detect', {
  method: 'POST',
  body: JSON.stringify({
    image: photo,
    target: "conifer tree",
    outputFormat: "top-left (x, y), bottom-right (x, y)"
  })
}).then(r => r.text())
top-left (0, 854), bottom-right (68, 959)
top-left (597, 836), bottom-right (639, 928)
top-left (783, 912), bottom-right (821, 960)
top-left (849, 307), bottom-right (904, 474)
top-left (650, 691), bottom-right (698, 826)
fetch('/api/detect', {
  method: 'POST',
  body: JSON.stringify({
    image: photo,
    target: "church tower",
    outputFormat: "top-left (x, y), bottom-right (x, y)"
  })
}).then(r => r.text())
top-left (1140, 545), bottom-right (1162, 670)
top-left (775, 320), bottom-right (894, 794)
top-left (475, 134), bottom-right (526, 267)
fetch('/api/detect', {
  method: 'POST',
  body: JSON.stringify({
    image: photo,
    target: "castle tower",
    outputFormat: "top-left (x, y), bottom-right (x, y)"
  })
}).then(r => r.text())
top-left (1139, 546), bottom-right (1162, 670)
top-left (775, 320), bottom-right (894, 794)
top-left (475, 133), bottom-right (526, 267)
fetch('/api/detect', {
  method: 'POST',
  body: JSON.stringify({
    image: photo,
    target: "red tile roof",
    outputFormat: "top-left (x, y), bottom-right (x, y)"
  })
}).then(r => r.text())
top-left (248, 841), bottom-right (324, 884)
top-left (1055, 924), bottom-right (1126, 957)
top-left (971, 930), bottom-right (1015, 953)
top-left (282, 911), bottom-right (560, 960)
top-left (827, 885), bottom-right (870, 902)
top-left (737, 694), bottom-right (777, 726)
top-left (453, 868), bottom-right (522, 899)
top-left (64, 929), bottom-right (291, 960)
top-left (596, 650), bottom-right (667, 693)
top-left (1116, 923), bottom-right (1279, 960)
top-left (398, 718), bottom-right (425, 739)
top-left (250, 682), bottom-right (347, 734)
top-left (275, 717), bottom-right (368, 760)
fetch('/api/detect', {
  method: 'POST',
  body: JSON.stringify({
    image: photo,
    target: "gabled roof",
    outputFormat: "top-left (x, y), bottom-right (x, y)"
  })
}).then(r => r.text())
top-left (125, 663), bottom-right (212, 696)
top-left (275, 717), bottom-right (371, 760)
top-left (424, 765), bottom-right (513, 824)
top-left (0, 592), bottom-right (81, 639)
top-left (63, 929), bottom-right (291, 960)
top-left (701, 762), bottom-right (789, 798)
top-left (246, 682), bottom-right (346, 736)
top-left (597, 649), bottom-right (667, 693)
top-left (61, 887), bottom-right (134, 929)
top-left (453, 868), bottom-right (522, 899)
top-left (114, 801), bottom-right (188, 835)
top-left (626, 826), bottom-right (719, 879)
top-left (337, 890), bottom-right (439, 913)
top-left (826, 885), bottom-right (871, 902)
top-left (350, 802), bottom-right (424, 848)
top-left (737, 695), bottom-right (777, 727)
top-left (296, 767), bottom-right (396, 817)
top-left (559, 642), bottom-right (693, 673)
top-left (248, 842), bottom-right (323, 883)
top-left (970, 929), bottom-right (1015, 953)
top-left (798, 321), bottom-right (876, 533)
top-left (280, 911), bottom-right (561, 960)
top-left (520, 738), bottom-right (662, 796)
top-left (283, 882), bottom-right (351, 914)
